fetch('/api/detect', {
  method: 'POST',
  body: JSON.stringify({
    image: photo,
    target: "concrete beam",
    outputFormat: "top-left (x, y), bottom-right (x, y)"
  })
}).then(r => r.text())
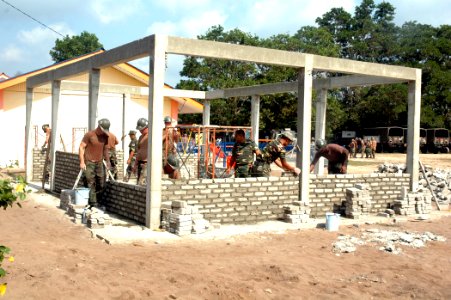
top-left (88, 69), bottom-right (100, 131)
top-left (25, 88), bottom-right (33, 181)
top-left (251, 95), bottom-right (260, 145)
top-left (162, 88), bottom-right (206, 99)
top-left (167, 36), bottom-right (418, 80)
top-left (314, 89), bottom-right (327, 175)
top-left (203, 100), bottom-right (211, 125)
top-left (27, 36), bottom-right (154, 88)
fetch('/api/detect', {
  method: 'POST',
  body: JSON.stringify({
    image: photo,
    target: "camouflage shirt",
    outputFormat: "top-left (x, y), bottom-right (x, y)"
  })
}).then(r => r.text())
top-left (232, 139), bottom-right (259, 165)
top-left (128, 138), bottom-right (137, 155)
top-left (259, 139), bottom-right (286, 163)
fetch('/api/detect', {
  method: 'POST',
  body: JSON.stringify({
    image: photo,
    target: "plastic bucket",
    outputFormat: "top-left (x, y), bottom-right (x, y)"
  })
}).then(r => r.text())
top-left (325, 213), bottom-right (340, 231)
top-left (74, 188), bottom-right (90, 205)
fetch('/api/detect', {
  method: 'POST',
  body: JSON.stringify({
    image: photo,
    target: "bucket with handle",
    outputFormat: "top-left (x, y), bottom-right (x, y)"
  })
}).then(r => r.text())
top-left (74, 188), bottom-right (90, 205)
top-left (325, 213), bottom-right (340, 231)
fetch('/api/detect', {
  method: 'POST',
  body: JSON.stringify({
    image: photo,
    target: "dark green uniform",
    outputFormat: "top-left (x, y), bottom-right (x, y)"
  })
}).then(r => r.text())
top-left (231, 139), bottom-right (259, 178)
top-left (253, 140), bottom-right (286, 177)
top-left (125, 138), bottom-right (138, 181)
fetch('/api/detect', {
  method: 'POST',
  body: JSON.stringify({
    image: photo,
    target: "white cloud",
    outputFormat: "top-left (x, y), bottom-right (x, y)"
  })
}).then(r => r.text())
top-left (17, 23), bottom-right (72, 45)
top-left (154, 0), bottom-right (213, 13)
top-left (91, 0), bottom-right (143, 24)
top-left (146, 10), bottom-right (227, 38)
top-left (2, 45), bottom-right (24, 62)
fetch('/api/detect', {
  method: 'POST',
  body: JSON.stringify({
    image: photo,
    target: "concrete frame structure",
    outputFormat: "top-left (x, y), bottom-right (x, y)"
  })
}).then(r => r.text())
top-left (26, 35), bottom-right (422, 230)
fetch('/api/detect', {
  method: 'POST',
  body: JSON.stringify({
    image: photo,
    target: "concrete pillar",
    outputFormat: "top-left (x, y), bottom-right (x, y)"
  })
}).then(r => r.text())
top-left (202, 99), bottom-right (211, 125)
top-left (88, 69), bottom-right (100, 130)
top-left (406, 69), bottom-right (422, 191)
top-left (146, 35), bottom-right (167, 230)
top-left (25, 87), bottom-right (33, 181)
top-left (296, 55), bottom-right (313, 204)
top-left (251, 95), bottom-right (260, 144)
top-left (314, 89), bottom-right (327, 175)
top-left (50, 80), bottom-right (61, 191)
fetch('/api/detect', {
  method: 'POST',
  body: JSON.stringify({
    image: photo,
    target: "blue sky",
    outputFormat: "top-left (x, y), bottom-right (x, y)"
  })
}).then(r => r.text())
top-left (1, 0), bottom-right (449, 86)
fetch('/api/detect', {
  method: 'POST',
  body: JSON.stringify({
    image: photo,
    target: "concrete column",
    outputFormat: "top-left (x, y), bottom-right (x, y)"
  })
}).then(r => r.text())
top-left (50, 80), bottom-right (61, 191)
top-left (88, 69), bottom-right (100, 130)
top-left (251, 95), bottom-right (260, 144)
top-left (296, 55), bottom-right (313, 204)
top-left (146, 35), bottom-right (167, 230)
top-left (202, 99), bottom-right (210, 125)
top-left (314, 89), bottom-right (327, 175)
top-left (406, 69), bottom-right (422, 190)
top-left (25, 87), bottom-right (33, 181)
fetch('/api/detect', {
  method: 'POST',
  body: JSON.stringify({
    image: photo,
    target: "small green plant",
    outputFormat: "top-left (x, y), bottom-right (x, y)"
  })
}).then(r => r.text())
top-left (0, 176), bottom-right (29, 296)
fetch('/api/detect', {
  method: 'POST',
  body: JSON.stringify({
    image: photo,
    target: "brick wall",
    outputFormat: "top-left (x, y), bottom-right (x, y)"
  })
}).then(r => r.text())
top-left (32, 149), bottom-right (47, 181)
top-left (53, 152), bottom-right (411, 225)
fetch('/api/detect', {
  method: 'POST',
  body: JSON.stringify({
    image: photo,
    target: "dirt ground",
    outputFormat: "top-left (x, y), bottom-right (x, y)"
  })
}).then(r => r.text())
top-left (1, 154), bottom-right (451, 299)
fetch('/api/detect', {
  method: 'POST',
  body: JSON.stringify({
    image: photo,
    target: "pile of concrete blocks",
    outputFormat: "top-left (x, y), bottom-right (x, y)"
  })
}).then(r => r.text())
top-left (345, 184), bottom-right (372, 219)
top-left (67, 203), bottom-right (88, 224)
top-left (60, 189), bottom-right (75, 211)
top-left (161, 200), bottom-right (211, 236)
top-left (393, 187), bottom-right (432, 215)
top-left (85, 207), bottom-right (113, 229)
top-left (283, 201), bottom-right (310, 224)
top-left (418, 166), bottom-right (451, 205)
top-left (377, 163), bottom-right (406, 174)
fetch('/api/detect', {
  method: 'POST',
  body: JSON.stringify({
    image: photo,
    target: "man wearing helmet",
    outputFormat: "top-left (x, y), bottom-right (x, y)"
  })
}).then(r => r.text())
top-left (253, 130), bottom-right (301, 177)
top-left (133, 118), bottom-right (149, 185)
top-left (79, 118), bottom-right (111, 207)
top-left (124, 130), bottom-right (138, 182)
top-left (228, 129), bottom-right (261, 178)
top-left (163, 116), bottom-right (181, 179)
top-left (310, 139), bottom-right (349, 174)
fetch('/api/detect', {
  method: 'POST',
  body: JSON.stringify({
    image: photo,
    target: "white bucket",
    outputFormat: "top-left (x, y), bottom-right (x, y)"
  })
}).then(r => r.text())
top-left (325, 213), bottom-right (340, 231)
top-left (74, 188), bottom-right (90, 206)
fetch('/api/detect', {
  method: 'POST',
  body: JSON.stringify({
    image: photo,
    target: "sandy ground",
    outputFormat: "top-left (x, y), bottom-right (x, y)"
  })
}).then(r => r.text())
top-left (1, 153), bottom-right (451, 299)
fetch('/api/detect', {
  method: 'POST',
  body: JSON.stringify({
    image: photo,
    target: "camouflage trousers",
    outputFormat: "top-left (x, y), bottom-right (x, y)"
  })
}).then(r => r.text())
top-left (251, 160), bottom-right (271, 177)
top-left (235, 164), bottom-right (252, 178)
top-left (124, 156), bottom-right (136, 182)
top-left (327, 161), bottom-right (347, 174)
top-left (137, 161), bottom-right (147, 185)
top-left (108, 149), bottom-right (118, 180)
top-left (83, 161), bottom-right (106, 206)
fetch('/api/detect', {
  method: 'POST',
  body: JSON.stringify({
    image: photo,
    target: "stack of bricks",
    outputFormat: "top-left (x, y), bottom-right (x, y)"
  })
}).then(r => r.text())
top-left (85, 207), bottom-right (113, 229)
top-left (283, 201), bottom-right (310, 224)
top-left (67, 203), bottom-right (87, 224)
top-left (345, 184), bottom-right (372, 219)
top-left (393, 187), bottom-right (432, 215)
top-left (161, 200), bottom-right (211, 236)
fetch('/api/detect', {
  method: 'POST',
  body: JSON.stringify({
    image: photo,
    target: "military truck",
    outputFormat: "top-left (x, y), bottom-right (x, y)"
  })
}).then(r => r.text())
top-left (363, 126), bottom-right (405, 152)
top-left (403, 128), bottom-right (427, 153)
top-left (426, 128), bottom-right (450, 153)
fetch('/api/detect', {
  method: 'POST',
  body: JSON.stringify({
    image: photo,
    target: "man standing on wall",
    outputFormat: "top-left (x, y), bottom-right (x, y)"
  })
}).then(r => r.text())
top-left (310, 139), bottom-right (349, 174)
top-left (124, 130), bottom-right (138, 182)
top-left (133, 118), bottom-right (149, 185)
top-left (252, 131), bottom-right (300, 177)
top-left (162, 116), bottom-right (181, 179)
top-left (228, 129), bottom-right (261, 178)
top-left (79, 119), bottom-right (110, 208)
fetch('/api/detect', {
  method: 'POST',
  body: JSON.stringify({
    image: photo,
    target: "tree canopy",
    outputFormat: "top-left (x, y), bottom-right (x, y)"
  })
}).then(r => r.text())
top-left (49, 31), bottom-right (103, 63)
top-left (178, 0), bottom-right (450, 137)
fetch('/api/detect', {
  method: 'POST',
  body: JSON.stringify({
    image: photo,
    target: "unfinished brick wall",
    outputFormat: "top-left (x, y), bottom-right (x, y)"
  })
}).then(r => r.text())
top-left (53, 150), bottom-right (124, 193)
top-left (32, 149), bottom-right (47, 181)
top-left (53, 152), bottom-right (411, 225)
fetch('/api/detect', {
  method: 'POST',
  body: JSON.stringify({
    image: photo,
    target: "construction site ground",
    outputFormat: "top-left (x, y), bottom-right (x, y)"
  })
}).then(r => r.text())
top-left (1, 153), bottom-right (451, 299)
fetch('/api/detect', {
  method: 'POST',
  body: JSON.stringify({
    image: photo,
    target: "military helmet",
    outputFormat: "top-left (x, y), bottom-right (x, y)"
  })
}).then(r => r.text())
top-left (98, 118), bottom-right (110, 133)
top-left (166, 154), bottom-right (180, 170)
top-left (128, 130), bottom-right (136, 135)
top-left (279, 131), bottom-right (295, 142)
top-left (164, 116), bottom-right (172, 123)
top-left (42, 124), bottom-right (50, 132)
top-left (136, 118), bottom-right (148, 131)
top-left (315, 138), bottom-right (326, 150)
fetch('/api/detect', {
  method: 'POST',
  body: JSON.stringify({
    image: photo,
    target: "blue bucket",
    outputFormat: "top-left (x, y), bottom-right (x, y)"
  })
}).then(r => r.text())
top-left (74, 188), bottom-right (90, 205)
top-left (325, 213), bottom-right (340, 231)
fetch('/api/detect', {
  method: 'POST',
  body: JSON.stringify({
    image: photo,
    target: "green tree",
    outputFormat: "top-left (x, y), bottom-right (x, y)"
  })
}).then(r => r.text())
top-left (49, 31), bottom-right (103, 63)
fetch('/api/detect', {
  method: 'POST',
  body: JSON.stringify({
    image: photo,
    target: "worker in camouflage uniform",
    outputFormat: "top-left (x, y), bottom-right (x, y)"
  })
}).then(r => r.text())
top-left (124, 130), bottom-right (138, 182)
top-left (41, 124), bottom-right (52, 182)
top-left (163, 116), bottom-right (181, 179)
top-left (133, 118), bottom-right (149, 185)
top-left (252, 131), bottom-right (301, 177)
top-left (107, 131), bottom-right (119, 179)
top-left (370, 137), bottom-right (377, 158)
top-left (310, 139), bottom-right (349, 174)
top-left (227, 129), bottom-right (261, 178)
top-left (79, 118), bottom-right (110, 207)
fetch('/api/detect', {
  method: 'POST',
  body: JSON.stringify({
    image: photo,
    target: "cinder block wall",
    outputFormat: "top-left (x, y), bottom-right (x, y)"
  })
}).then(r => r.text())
top-left (53, 151), bottom-right (124, 193)
top-left (53, 153), bottom-right (411, 225)
top-left (32, 149), bottom-right (47, 181)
